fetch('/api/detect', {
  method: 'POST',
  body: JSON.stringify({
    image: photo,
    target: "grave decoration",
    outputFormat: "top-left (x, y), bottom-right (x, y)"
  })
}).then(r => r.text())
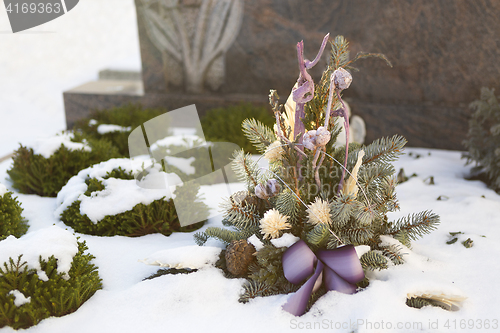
top-left (194, 34), bottom-right (440, 316)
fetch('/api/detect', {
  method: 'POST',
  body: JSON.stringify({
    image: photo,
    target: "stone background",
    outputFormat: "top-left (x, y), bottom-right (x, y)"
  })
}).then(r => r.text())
top-left (67, 0), bottom-right (500, 150)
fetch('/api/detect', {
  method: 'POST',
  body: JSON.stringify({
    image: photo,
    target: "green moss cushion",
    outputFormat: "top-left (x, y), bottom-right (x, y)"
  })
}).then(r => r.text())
top-left (0, 184), bottom-right (28, 241)
top-left (7, 132), bottom-right (120, 197)
top-left (72, 104), bottom-right (167, 157)
top-left (200, 103), bottom-right (275, 154)
top-left (0, 226), bottom-right (102, 329)
top-left (56, 158), bottom-right (208, 237)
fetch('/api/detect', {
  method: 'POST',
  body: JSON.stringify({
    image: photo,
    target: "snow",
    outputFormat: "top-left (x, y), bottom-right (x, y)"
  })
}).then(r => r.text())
top-left (149, 134), bottom-right (205, 152)
top-left (1, 2), bottom-right (500, 332)
top-left (0, 226), bottom-right (79, 280)
top-left (31, 132), bottom-right (91, 158)
top-left (0, 182), bottom-right (7, 197)
top-left (96, 124), bottom-right (132, 134)
top-left (2, 146), bottom-right (500, 333)
top-left (271, 233), bottom-right (300, 248)
top-left (0, 0), bottom-right (141, 158)
top-left (55, 158), bottom-right (182, 223)
top-left (247, 234), bottom-right (264, 251)
top-left (8, 290), bottom-right (31, 307)
top-left (140, 245), bottom-right (222, 269)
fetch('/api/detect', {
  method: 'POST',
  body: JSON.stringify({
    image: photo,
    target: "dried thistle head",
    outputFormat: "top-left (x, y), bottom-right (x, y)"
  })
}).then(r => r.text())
top-left (259, 208), bottom-right (291, 239)
top-left (306, 197), bottom-right (331, 225)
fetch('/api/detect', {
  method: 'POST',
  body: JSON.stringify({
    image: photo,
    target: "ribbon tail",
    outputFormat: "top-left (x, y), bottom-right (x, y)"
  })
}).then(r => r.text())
top-left (282, 261), bottom-right (324, 316)
top-left (322, 265), bottom-right (357, 294)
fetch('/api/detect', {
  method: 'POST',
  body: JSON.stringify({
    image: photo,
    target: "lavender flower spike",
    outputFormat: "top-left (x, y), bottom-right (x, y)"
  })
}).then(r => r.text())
top-left (292, 34), bottom-right (330, 140)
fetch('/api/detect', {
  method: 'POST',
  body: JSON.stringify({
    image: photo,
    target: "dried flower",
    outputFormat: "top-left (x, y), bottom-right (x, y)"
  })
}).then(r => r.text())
top-left (332, 67), bottom-right (352, 91)
top-left (260, 208), bottom-right (291, 239)
top-left (255, 179), bottom-right (281, 199)
top-left (343, 150), bottom-right (365, 197)
top-left (302, 126), bottom-right (331, 150)
top-left (264, 141), bottom-right (284, 162)
top-left (306, 197), bottom-right (331, 225)
top-left (303, 130), bottom-right (317, 150)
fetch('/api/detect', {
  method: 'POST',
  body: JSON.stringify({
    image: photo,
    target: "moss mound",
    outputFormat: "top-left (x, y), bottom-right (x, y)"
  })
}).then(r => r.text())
top-left (200, 103), bottom-right (274, 154)
top-left (0, 188), bottom-right (28, 241)
top-left (0, 241), bottom-right (102, 330)
top-left (73, 103), bottom-right (167, 157)
top-left (7, 133), bottom-right (120, 197)
top-left (57, 161), bottom-right (207, 237)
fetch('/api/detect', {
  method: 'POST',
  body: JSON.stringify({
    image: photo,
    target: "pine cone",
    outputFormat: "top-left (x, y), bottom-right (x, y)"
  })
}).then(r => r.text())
top-left (225, 240), bottom-right (256, 277)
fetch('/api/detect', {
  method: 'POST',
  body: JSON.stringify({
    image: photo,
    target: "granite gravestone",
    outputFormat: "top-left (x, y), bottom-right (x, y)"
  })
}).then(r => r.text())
top-left (64, 0), bottom-right (500, 150)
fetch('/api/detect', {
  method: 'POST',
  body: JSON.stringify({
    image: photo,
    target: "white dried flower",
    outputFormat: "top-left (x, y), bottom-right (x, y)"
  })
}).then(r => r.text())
top-left (306, 197), bottom-right (332, 225)
top-left (260, 208), bottom-right (291, 239)
top-left (343, 150), bottom-right (365, 197)
top-left (332, 67), bottom-right (352, 90)
top-left (303, 127), bottom-right (331, 150)
top-left (303, 130), bottom-right (317, 150)
top-left (315, 126), bottom-right (331, 146)
top-left (264, 141), bottom-right (284, 162)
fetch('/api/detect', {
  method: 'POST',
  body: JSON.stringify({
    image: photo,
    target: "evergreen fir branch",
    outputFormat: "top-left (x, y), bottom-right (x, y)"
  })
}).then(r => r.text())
top-left (222, 203), bottom-right (261, 230)
top-left (352, 201), bottom-right (377, 227)
top-left (393, 230), bottom-right (411, 248)
top-left (238, 281), bottom-right (275, 303)
top-left (329, 35), bottom-right (350, 69)
top-left (249, 245), bottom-right (288, 286)
top-left (330, 193), bottom-right (359, 229)
top-left (362, 135), bottom-right (407, 166)
top-left (193, 227), bottom-right (255, 246)
top-left (389, 211), bottom-right (440, 242)
top-left (231, 149), bottom-right (262, 190)
top-left (306, 223), bottom-right (330, 248)
top-left (275, 189), bottom-right (301, 225)
top-left (406, 297), bottom-right (432, 309)
top-left (242, 118), bottom-right (276, 154)
top-left (380, 244), bottom-right (406, 265)
top-left (360, 251), bottom-right (388, 271)
top-left (371, 177), bottom-right (399, 214)
top-left (340, 226), bottom-right (374, 245)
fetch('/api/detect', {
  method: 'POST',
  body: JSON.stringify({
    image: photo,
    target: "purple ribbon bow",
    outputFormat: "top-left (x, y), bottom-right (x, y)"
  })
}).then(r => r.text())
top-left (282, 240), bottom-right (364, 316)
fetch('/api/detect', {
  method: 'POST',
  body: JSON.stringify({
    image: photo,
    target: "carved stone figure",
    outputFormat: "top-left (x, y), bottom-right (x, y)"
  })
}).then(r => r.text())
top-left (138, 0), bottom-right (243, 93)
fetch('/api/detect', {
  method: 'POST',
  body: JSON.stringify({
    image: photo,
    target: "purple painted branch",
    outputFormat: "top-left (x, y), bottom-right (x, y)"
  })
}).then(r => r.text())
top-left (305, 33), bottom-right (330, 69)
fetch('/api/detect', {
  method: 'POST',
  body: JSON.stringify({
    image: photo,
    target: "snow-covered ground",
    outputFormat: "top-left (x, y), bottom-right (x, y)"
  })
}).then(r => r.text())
top-left (2, 2), bottom-right (500, 333)
top-left (0, 0), bottom-right (140, 158)
top-left (1, 148), bottom-right (500, 333)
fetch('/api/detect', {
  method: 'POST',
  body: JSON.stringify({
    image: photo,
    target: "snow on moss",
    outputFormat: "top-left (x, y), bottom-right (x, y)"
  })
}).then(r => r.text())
top-left (55, 158), bottom-right (183, 223)
top-left (96, 124), bottom-right (132, 134)
top-left (0, 226), bottom-right (78, 279)
top-left (8, 290), bottom-right (31, 307)
top-left (31, 132), bottom-right (91, 158)
top-left (0, 183), bottom-right (7, 197)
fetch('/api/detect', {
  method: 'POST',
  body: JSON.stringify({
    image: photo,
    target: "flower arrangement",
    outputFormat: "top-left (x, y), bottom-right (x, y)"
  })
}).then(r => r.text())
top-left (195, 34), bottom-right (440, 316)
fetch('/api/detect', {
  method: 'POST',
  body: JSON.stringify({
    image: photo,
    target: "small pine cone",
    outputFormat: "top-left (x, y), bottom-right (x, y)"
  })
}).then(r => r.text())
top-left (225, 240), bottom-right (256, 277)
